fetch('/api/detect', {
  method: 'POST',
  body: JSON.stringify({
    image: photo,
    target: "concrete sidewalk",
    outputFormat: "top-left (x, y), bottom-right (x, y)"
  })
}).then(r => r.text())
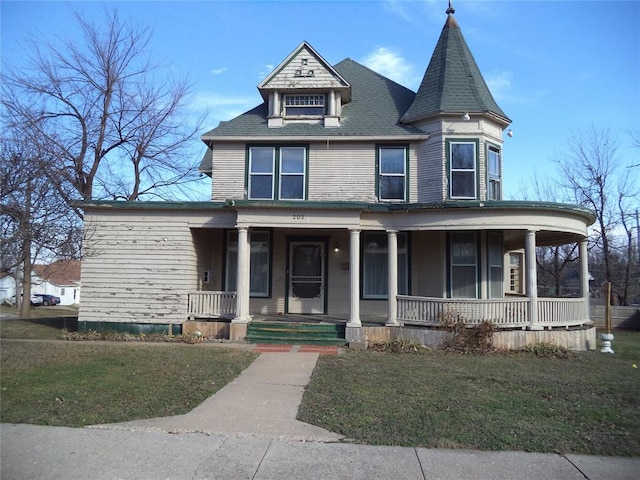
top-left (91, 351), bottom-right (343, 442)
top-left (2, 423), bottom-right (639, 480)
top-left (2, 350), bottom-right (639, 479)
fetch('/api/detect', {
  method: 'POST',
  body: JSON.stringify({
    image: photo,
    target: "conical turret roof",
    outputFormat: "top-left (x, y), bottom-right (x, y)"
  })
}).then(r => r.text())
top-left (401, 6), bottom-right (510, 125)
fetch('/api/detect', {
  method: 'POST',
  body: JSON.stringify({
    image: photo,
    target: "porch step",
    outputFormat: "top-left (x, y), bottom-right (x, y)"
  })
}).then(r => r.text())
top-left (246, 321), bottom-right (346, 346)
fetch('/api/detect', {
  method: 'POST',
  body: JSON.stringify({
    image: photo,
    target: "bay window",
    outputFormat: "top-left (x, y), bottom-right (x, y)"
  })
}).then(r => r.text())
top-left (488, 232), bottom-right (503, 298)
top-left (362, 232), bottom-right (409, 299)
top-left (450, 232), bottom-right (478, 298)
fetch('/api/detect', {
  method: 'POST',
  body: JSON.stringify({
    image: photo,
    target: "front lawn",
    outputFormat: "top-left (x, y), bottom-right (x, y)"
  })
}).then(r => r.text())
top-left (298, 331), bottom-right (640, 456)
top-left (0, 340), bottom-right (257, 426)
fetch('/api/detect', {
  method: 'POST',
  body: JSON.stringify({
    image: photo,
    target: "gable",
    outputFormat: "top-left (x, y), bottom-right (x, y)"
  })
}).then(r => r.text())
top-left (258, 42), bottom-right (350, 101)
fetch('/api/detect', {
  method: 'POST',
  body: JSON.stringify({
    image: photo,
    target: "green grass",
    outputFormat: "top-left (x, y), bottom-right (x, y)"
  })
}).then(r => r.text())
top-left (298, 330), bottom-right (640, 456)
top-left (0, 305), bottom-right (79, 340)
top-left (1, 340), bottom-right (257, 427)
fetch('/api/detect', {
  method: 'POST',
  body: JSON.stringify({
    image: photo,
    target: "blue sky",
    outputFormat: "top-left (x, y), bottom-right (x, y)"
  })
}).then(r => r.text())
top-left (2, 0), bottom-right (639, 201)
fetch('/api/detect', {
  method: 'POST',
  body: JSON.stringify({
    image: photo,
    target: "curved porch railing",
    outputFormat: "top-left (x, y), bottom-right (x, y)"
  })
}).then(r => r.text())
top-left (188, 291), bottom-right (236, 319)
top-left (397, 295), bottom-right (589, 329)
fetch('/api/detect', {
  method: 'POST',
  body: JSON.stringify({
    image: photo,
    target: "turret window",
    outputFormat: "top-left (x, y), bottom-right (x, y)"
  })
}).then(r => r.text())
top-left (448, 140), bottom-right (478, 199)
top-left (487, 146), bottom-right (501, 200)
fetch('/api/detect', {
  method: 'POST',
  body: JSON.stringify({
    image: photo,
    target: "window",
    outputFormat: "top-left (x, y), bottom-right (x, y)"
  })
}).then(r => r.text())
top-left (280, 147), bottom-right (306, 199)
top-left (378, 146), bottom-right (407, 201)
top-left (449, 141), bottom-right (477, 199)
top-left (60, 288), bottom-right (66, 295)
top-left (248, 147), bottom-right (275, 199)
top-left (248, 146), bottom-right (307, 200)
top-left (284, 95), bottom-right (325, 116)
top-left (225, 230), bottom-right (271, 297)
top-left (450, 232), bottom-right (478, 298)
top-left (203, 271), bottom-right (210, 284)
top-left (362, 232), bottom-right (409, 299)
top-left (488, 232), bottom-right (503, 298)
top-left (487, 146), bottom-right (501, 200)
top-left (509, 252), bottom-right (523, 294)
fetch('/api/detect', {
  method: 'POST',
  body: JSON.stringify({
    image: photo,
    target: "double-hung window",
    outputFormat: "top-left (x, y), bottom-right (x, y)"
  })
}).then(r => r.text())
top-left (248, 147), bottom-right (275, 199)
top-left (487, 232), bottom-right (503, 298)
top-left (449, 141), bottom-right (477, 199)
top-left (450, 232), bottom-right (478, 298)
top-left (284, 94), bottom-right (325, 116)
top-left (487, 146), bottom-right (501, 200)
top-left (362, 232), bottom-right (409, 299)
top-left (225, 230), bottom-right (271, 297)
top-left (248, 146), bottom-right (307, 200)
top-left (378, 146), bottom-right (407, 201)
top-left (509, 252), bottom-right (523, 294)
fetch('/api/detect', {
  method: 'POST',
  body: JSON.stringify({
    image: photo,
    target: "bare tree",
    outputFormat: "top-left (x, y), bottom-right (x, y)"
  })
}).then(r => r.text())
top-left (554, 126), bottom-right (639, 304)
top-left (1, 10), bottom-right (205, 219)
top-left (1, 135), bottom-right (81, 317)
top-left (518, 174), bottom-right (581, 297)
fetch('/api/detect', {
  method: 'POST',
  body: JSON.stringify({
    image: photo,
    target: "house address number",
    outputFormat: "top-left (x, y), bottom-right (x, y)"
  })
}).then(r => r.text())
top-left (292, 215), bottom-right (305, 220)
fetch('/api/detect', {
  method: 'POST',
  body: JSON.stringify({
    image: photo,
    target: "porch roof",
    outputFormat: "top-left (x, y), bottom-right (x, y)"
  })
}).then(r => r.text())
top-left (79, 199), bottom-right (595, 224)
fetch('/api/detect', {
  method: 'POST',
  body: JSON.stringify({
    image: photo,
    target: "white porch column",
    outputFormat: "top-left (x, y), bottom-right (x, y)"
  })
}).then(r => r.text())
top-left (347, 229), bottom-right (361, 327)
top-left (525, 230), bottom-right (541, 330)
top-left (386, 230), bottom-right (399, 326)
top-left (580, 239), bottom-right (590, 320)
top-left (233, 227), bottom-right (251, 324)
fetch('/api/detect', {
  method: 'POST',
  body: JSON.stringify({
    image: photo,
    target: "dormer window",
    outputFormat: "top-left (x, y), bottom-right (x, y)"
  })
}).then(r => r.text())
top-left (284, 95), bottom-right (325, 116)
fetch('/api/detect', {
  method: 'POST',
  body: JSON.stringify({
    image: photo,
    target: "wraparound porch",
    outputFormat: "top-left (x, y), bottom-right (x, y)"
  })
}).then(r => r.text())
top-left (187, 291), bottom-right (592, 330)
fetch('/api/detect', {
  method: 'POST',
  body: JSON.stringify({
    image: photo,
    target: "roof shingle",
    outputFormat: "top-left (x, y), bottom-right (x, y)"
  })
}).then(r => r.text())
top-left (401, 13), bottom-right (510, 124)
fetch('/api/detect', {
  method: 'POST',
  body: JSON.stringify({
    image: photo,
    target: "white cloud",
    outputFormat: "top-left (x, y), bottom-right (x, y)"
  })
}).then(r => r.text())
top-left (360, 46), bottom-right (419, 89)
top-left (259, 64), bottom-right (276, 78)
top-left (191, 91), bottom-right (259, 124)
top-left (210, 67), bottom-right (228, 75)
top-left (486, 71), bottom-right (512, 100)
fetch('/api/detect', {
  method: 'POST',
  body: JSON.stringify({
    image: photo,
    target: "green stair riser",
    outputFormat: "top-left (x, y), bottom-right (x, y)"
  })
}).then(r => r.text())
top-left (247, 322), bottom-right (345, 345)
top-left (246, 335), bottom-right (346, 346)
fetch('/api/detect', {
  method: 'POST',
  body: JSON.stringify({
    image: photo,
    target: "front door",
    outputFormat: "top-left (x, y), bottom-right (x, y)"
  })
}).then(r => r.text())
top-left (287, 241), bottom-right (325, 314)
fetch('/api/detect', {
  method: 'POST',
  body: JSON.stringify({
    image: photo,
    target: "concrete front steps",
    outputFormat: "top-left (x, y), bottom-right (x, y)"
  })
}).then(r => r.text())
top-left (246, 321), bottom-right (346, 346)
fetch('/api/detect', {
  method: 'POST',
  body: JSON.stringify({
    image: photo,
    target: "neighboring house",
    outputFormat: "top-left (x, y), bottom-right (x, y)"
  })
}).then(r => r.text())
top-left (0, 260), bottom-right (81, 306)
top-left (0, 272), bottom-right (16, 304)
top-left (79, 7), bottom-right (596, 349)
top-left (32, 260), bottom-right (81, 306)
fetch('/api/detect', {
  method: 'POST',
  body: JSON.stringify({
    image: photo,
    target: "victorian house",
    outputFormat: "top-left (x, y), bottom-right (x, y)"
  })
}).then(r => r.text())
top-left (79, 6), bottom-right (595, 349)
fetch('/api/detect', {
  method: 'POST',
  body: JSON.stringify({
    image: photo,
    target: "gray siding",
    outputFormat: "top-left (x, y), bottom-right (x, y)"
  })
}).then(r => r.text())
top-left (263, 47), bottom-right (345, 90)
top-left (80, 210), bottom-right (219, 325)
top-left (211, 143), bottom-right (246, 201)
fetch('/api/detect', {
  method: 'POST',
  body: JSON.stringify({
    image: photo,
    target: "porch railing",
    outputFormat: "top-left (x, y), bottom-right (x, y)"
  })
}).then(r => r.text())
top-left (397, 295), bottom-right (589, 328)
top-left (188, 291), bottom-right (236, 319)
top-left (538, 298), bottom-right (588, 327)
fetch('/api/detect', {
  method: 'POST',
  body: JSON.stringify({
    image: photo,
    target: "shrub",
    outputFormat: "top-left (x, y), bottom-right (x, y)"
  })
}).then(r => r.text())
top-left (367, 338), bottom-right (428, 354)
top-left (519, 342), bottom-right (571, 359)
top-left (60, 330), bottom-right (204, 344)
top-left (440, 311), bottom-right (495, 354)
